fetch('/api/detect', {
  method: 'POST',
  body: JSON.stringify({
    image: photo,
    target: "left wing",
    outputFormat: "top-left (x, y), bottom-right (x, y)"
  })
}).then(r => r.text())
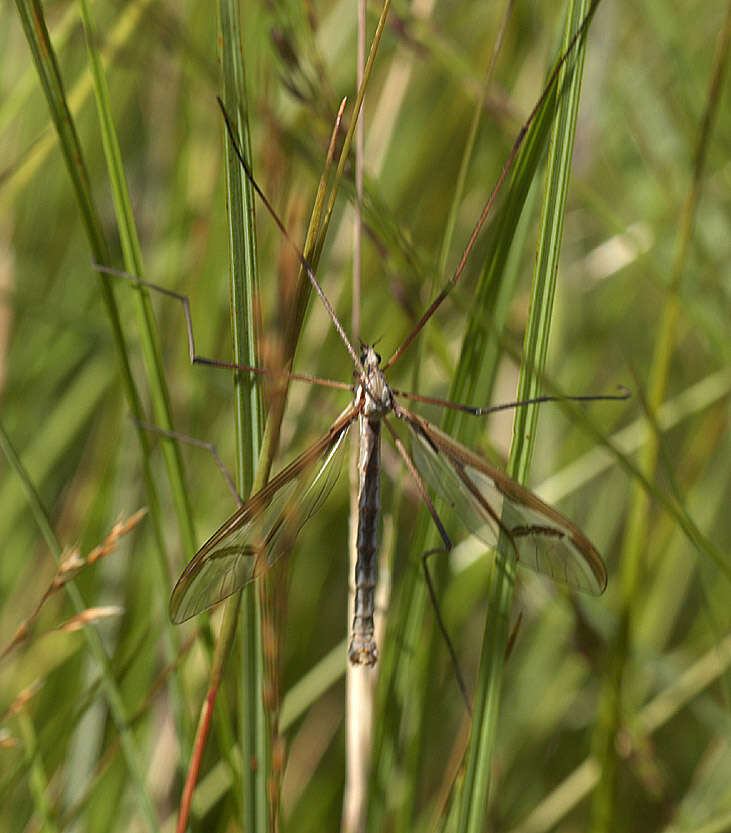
top-left (400, 407), bottom-right (607, 594)
top-left (170, 405), bottom-right (357, 623)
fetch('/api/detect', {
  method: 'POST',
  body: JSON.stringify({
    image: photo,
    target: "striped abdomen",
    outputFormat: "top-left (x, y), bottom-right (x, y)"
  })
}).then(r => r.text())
top-left (348, 415), bottom-right (381, 665)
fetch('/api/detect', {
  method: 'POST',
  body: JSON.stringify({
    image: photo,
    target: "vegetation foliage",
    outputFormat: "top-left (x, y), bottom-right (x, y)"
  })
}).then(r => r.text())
top-left (2, 0), bottom-right (729, 831)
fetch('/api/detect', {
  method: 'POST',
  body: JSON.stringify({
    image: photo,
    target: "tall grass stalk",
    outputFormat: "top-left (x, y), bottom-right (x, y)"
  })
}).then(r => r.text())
top-left (458, 3), bottom-right (591, 829)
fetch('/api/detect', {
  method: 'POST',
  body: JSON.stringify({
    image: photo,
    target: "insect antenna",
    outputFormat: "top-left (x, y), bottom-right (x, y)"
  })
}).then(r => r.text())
top-left (382, 0), bottom-right (603, 372)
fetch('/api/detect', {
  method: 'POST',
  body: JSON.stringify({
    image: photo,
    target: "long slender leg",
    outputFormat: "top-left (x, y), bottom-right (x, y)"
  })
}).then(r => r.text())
top-left (383, 419), bottom-right (471, 713)
top-left (389, 385), bottom-right (630, 415)
top-left (134, 420), bottom-right (243, 507)
top-left (93, 265), bottom-right (352, 393)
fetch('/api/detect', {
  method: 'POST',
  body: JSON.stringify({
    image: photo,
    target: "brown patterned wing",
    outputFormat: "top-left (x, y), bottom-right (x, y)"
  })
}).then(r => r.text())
top-left (170, 406), bottom-right (357, 623)
top-left (402, 408), bottom-right (607, 594)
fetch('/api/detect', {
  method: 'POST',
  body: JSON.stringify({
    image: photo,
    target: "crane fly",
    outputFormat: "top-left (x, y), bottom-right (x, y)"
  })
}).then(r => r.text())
top-left (169, 2), bottom-right (611, 668)
top-left (169, 342), bottom-right (608, 664)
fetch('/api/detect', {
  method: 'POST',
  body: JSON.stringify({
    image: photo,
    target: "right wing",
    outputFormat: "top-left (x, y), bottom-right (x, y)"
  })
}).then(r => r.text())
top-left (169, 405), bottom-right (357, 623)
top-left (402, 407), bottom-right (607, 595)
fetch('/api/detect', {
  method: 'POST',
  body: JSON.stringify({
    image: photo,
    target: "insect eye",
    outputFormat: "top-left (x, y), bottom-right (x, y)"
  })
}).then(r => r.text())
top-left (375, 351), bottom-right (382, 364)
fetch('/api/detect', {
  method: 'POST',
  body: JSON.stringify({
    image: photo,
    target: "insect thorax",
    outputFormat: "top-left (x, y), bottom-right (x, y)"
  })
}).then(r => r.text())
top-left (356, 345), bottom-right (394, 419)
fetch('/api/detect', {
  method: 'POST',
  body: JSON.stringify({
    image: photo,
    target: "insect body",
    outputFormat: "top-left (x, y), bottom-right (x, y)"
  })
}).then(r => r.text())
top-left (169, 343), bottom-right (607, 664)
top-left (350, 346), bottom-right (393, 665)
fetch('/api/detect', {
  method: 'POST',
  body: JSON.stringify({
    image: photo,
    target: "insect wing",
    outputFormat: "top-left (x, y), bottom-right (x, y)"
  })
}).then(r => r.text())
top-left (404, 409), bottom-right (606, 594)
top-left (170, 408), bottom-right (355, 623)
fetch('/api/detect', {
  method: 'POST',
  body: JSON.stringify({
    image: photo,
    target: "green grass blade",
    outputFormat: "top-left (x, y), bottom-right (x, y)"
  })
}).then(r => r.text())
top-left (76, 0), bottom-right (196, 757)
top-left (12, 0), bottom-right (171, 611)
top-left (217, 1), bottom-right (268, 830)
top-left (458, 2), bottom-right (591, 829)
top-left (78, 0), bottom-right (198, 563)
top-left (12, 1), bottom-right (171, 827)
top-left (4, 0), bottom-right (156, 204)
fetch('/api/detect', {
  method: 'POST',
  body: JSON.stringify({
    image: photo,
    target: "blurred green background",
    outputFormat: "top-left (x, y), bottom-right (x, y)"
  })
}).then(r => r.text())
top-left (1, 0), bottom-right (729, 831)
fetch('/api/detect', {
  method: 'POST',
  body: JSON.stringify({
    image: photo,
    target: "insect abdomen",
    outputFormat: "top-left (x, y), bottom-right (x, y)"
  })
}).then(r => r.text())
top-left (349, 416), bottom-right (380, 665)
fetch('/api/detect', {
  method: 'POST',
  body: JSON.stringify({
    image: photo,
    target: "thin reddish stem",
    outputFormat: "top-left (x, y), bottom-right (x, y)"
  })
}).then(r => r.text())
top-left (176, 680), bottom-right (218, 833)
